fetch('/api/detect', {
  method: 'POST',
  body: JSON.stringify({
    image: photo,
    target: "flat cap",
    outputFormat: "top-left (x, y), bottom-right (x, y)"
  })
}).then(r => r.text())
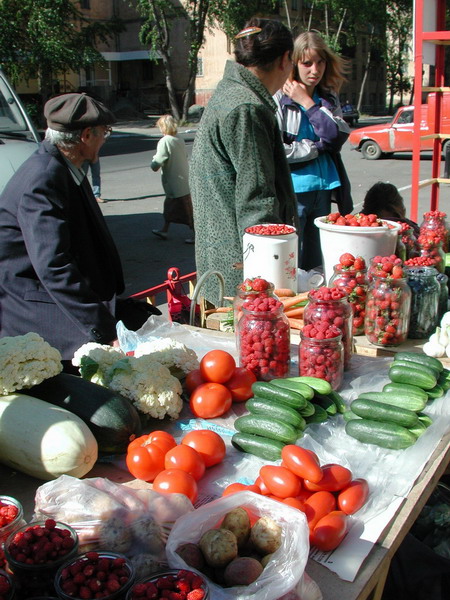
top-left (44, 93), bottom-right (116, 132)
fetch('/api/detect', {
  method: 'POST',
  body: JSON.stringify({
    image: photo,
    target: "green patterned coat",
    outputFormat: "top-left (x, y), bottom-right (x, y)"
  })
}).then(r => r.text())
top-left (190, 60), bottom-right (297, 304)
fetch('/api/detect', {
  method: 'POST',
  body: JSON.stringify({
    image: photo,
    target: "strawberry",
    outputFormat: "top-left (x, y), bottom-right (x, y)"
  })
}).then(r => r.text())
top-left (187, 590), bottom-right (205, 600)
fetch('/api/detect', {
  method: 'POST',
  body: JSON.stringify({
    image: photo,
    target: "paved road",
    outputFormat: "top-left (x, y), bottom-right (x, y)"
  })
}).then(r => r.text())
top-left (97, 118), bottom-right (447, 302)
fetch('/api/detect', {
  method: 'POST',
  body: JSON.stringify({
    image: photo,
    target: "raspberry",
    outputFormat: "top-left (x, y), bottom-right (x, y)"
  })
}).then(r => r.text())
top-left (189, 575), bottom-right (204, 589)
top-left (176, 578), bottom-right (191, 593)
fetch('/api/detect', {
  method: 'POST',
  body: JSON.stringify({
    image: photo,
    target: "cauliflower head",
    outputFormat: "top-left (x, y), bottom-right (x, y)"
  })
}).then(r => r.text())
top-left (0, 332), bottom-right (62, 395)
top-left (134, 338), bottom-right (199, 378)
top-left (72, 343), bottom-right (125, 386)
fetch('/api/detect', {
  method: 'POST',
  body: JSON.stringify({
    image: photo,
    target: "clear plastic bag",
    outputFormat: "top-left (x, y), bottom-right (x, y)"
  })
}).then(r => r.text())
top-left (165, 491), bottom-right (310, 600)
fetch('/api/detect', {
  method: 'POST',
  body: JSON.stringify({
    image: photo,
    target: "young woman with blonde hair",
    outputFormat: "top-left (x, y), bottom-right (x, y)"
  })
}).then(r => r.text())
top-left (275, 31), bottom-right (353, 271)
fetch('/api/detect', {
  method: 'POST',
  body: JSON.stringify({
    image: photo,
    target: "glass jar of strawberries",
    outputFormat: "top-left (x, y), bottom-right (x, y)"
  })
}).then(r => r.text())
top-left (237, 293), bottom-right (290, 380)
top-left (303, 287), bottom-right (353, 369)
top-left (299, 323), bottom-right (344, 390)
top-left (328, 254), bottom-right (368, 336)
top-left (364, 260), bottom-right (411, 347)
top-left (419, 210), bottom-right (450, 252)
top-left (417, 234), bottom-right (445, 273)
top-left (400, 223), bottom-right (420, 260)
top-left (233, 277), bottom-right (275, 331)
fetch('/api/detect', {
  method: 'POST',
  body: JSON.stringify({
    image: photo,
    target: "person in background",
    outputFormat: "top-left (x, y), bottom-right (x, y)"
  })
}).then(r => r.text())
top-left (90, 158), bottom-right (105, 203)
top-left (361, 181), bottom-right (420, 236)
top-left (189, 17), bottom-right (298, 304)
top-left (151, 115), bottom-right (194, 245)
top-left (275, 31), bottom-right (352, 272)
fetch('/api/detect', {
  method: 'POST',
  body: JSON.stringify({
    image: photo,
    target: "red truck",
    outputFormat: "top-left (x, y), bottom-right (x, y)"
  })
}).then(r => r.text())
top-left (348, 93), bottom-right (450, 159)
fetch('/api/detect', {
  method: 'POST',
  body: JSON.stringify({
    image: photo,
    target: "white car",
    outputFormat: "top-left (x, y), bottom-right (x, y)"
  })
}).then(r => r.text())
top-left (0, 69), bottom-right (40, 194)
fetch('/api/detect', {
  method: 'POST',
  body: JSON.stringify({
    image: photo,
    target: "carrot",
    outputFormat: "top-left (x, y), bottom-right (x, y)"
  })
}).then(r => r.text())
top-left (274, 288), bottom-right (296, 297)
top-left (288, 318), bottom-right (304, 330)
top-left (280, 293), bottom-right (309, 310)
top-left (284, 306), bottom-right (305, 318)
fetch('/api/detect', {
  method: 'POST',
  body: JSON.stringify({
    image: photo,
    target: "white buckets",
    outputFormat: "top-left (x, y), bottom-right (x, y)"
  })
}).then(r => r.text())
top-left (315, 217), bottom-right (402, 283)
top-left (243, 224), bottom-right (298, 291)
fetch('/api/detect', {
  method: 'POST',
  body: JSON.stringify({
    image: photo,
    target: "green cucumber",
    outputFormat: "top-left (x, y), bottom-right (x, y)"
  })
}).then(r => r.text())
top-left (437, 373), bottom-right (450, 391)
top-left (304, 404), bottom-right (329, 423)
top-left (284, 376), bottom-right (332, 395)
top-left (246, 397), bottom-right (306, 430)
top-left (390, 359), bottom-right (441, 380)
top-left (234, 414), bottom-right (299, 443)
top-left (388, 364), bottom-right (437, 390)
top-left (351, 398), bottom-right (419, 428)
top-left (408, 421), bottom-right (428, 439)
top-left (359, 390), bottom-right (427, 412)
top-left (345, 418), bottom-right (417, 450)
top-left (231, 432), bottom-right (284, 461)
top-left (417, 413), bottom-right (433, 427)
top-left (312, 393), bottom-right (337, 416)
top-left (343, 410), bottom-right (361, 422)
top-left (327, 390), bottom-right (347, 414)
top-left (382, 382), bottom-right (428, 403)
top-left (394, 351), bottom-right (444, 373)
top-left (268, 378), bottom-right (315, 400)
top-left (426, 384), bottom-right (444, 400)
top-left (298, 400), bottom-right (316, 417)
top-left (251, 382), bottom-right (308, 409)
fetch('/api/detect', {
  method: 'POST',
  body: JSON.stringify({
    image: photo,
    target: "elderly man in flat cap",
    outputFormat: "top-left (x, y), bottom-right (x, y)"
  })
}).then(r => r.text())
top-left (0, 93), bottom-right (126, 369)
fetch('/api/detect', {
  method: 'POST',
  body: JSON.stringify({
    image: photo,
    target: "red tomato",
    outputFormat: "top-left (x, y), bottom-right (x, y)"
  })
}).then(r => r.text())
top-left (127, 434), bottom-right (150, 452)
top-left (281, 445), bottom-right (323, 483)
top-left (304, 491), bottom-right (337, 530)
top-left (225, 367), bottom-right (257, 402)
top-left (222, 483), bottom-right (261, 497)
top-left (259, 465), bottom-right (302, 499)
top-left (304, 464), bottom-right (352, 492)
top-left (200, 350), bottom-right (236, 383)
top-left (254, 476), bottom-right (270, 496)
top-left (126, 444), bottom-right (165, 482)
top-left (311, 511), bottom-right (349, 551)
top-left (152, 469), bottom-right (198, 503)
top-left (164, 445), bottom-right (205, 481)
top-left (189, 382), bottom-right (232, 419)
top-left (338, 478), bottom-right (369, 515)
top-left (282, 497), bottom-right (307, 511)
top-left (185, 369), bottom-right (205, 394)
top-left (181, 430), bottom-right (226, 467)
top-left (148, 431), bottom-right (177, 454)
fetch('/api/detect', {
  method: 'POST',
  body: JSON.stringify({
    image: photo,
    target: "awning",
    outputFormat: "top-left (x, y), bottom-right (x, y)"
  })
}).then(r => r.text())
top-left (101, 50), bottom-right (162, 61)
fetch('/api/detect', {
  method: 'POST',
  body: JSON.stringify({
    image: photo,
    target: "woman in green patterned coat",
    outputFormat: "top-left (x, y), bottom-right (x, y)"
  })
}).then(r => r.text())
top-left (189, 18), bottom-right (298, 304)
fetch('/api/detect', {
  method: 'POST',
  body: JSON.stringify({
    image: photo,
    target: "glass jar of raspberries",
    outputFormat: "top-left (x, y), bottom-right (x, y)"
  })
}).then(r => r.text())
top-left (299, 323), bottom-right (344, 390)
top-left (0, 495), bottom-right (26, 545)
top-left (364, 265), bottom-right (411, 347)
top-left (237, 294), bottom-right (290, 380)
top-left (406, 266), bottom-right (440, 339)
top-left (303, 287), bottom-right (353, 369)
top-left (419, 210), bottom-right (450, 252)
top-left (328, 257), bottom-right (368, 336)
top-left (233, 277), bottom-right (275, 331)
top-left (126, 569), bottom-right (209, 600)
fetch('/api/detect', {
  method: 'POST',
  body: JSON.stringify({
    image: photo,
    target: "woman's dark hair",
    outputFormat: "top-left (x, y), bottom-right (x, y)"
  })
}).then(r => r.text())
top-left (234, 17), bottom-right (293, 71)
top-left (361, 182), bottom-right (405, 216)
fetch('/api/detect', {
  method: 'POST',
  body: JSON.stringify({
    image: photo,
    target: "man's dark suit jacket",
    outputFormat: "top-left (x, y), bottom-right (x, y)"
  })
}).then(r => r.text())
top-left (0, 141), bottom-right (125, 359)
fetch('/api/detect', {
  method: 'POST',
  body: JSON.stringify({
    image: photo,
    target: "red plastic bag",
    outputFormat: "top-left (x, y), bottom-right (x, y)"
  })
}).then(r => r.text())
top-left (166, 267), bottom-right (199, 325)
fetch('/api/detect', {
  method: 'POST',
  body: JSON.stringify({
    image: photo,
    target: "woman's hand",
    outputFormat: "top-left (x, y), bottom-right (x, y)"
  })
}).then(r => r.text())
top-left (283, 80), bottom-right (315, 110)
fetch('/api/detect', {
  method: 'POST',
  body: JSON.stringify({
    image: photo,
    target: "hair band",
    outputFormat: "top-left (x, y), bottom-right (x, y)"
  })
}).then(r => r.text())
top-left (235, 26), bottom-right (262, 39)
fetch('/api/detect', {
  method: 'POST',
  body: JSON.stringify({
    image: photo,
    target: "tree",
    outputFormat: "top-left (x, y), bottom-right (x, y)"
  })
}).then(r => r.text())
top-left (0, 0), bottom-right (122, 104)
top-left (385, 1), bottom-right (413, 111)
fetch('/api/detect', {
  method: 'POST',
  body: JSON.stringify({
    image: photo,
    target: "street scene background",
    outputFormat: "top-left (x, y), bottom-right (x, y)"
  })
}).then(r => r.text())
top-left (100, 118), bottom-right (444, 300)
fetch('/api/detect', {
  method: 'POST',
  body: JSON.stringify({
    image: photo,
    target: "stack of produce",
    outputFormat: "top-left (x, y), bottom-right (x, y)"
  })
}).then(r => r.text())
top-left (345, 352), bottom-right (447, 449)
top-left (323, 212), bottom-right (386, 227)
top-left (232, 376), bottom-right (346, 461)
top-left (329, 253), bottom-right (368, 335)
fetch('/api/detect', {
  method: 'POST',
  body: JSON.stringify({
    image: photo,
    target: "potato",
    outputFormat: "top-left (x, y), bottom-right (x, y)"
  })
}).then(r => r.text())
top-left (199, 528), bottom-right (238, 568)
top-left (260, 553), bottom-right (274, 568)
top-left (224, 557), bottom-right (264, 587)
top-left (220, 507), bottom-right (251, 547)
top-left (176, 542), bottom-right (205, 570)
top-left (250, 516), bottom-right (282, 555)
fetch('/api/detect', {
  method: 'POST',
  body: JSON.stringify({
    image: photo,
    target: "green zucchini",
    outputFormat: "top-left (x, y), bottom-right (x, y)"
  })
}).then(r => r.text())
top-left (426, 384), bottom-right (444, 400)
top-left (284, 376), bottom-right (332, 395)
top-left (390, 359), bottom-right (441, 380)
top-left (382, 382), bottom-right (428, 403)
top-left (417, 412), bottom-right (433, 427)
top-left (268, 378), bottom-right (314, 400)
top-left (231, 432), bottom-right (284, 461)
top-left (304, 404), bottom-right (329, 423)
top-left (251, 381), bottom-right (308, 409)
top-left (246, 397), bottom-right (306, 430)
top-left (234, 414), bottom-right (299, 443)
top-left (359, 390), bottom-right (427, 412)
top-left (394, 351), bottom-right (444, 373)
top-left (388, 364), bottom-right (437, 390)
top-left (351, 398), bottom-right (419, 428)
top-left (312, 393), bottom-right (337, 416)
top-left (28, 373), bottom-right (142, 454)
top-left (345, 418), bottom-right (417, 450)
top-left (327, 390), bottom-right (347, 414)
top-left (298, 400), bottom-right (316, 417)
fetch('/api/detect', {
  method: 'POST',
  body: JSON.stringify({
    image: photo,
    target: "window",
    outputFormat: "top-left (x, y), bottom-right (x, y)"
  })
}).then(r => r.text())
top-left (142, 61), bottom-right (153, 81)
top-left (197, 57), bottom-right (204, 77)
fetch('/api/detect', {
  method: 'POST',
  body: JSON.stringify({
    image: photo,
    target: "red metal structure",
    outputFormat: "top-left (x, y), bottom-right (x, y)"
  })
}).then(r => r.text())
top-left (411, 0), bottom-right (450, 221)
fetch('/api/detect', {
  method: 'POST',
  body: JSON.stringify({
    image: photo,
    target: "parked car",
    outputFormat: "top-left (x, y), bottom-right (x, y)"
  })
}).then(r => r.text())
top-left (0, 68), bottom-right (40, 194)
top-left (348, 92), bottom-right (450, 160)
top-left (341, 102), bottom-right (359, 126)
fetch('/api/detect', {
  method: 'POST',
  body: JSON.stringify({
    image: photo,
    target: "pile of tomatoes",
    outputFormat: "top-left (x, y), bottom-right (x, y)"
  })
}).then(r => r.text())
top-left (126, 429), bottom-right (226, 504)
top-left (223, 445), bottom-right (369, 552)
top-left (186, 350), bottom-right (256, 419)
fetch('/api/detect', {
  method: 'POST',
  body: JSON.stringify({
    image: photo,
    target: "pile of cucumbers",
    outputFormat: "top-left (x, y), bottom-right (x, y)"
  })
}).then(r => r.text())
top-left (232, 376), bottom-right (346, 461)
top-left (345, 352), bottom-right (448, 450)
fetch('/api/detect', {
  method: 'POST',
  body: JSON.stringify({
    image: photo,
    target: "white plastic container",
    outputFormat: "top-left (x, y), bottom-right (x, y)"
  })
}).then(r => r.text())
top-left (315, 217), bottom-right (402, 282)
top-left (242, 224), bottom-right (298, 291)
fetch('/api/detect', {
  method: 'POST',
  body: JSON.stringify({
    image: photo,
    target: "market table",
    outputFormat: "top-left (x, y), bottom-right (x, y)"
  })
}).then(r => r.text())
top-left (1, 323), bottom-right (449, 600)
